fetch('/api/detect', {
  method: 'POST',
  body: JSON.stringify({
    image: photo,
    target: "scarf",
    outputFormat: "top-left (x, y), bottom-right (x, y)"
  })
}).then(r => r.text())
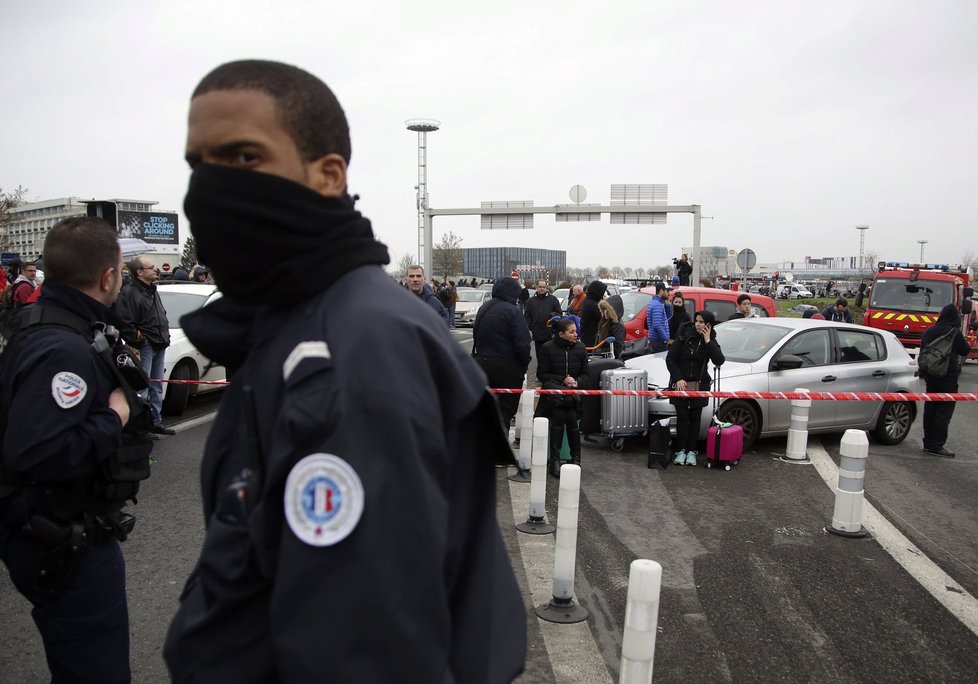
top-left (184, 164), bottom-right (390, 305)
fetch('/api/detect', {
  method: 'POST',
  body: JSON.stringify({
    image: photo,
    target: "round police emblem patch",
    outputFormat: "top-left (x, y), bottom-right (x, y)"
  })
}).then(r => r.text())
top-left (284, 453), bottom-right (364, 547)
top-left (51, 372), bottom-right (88, 409)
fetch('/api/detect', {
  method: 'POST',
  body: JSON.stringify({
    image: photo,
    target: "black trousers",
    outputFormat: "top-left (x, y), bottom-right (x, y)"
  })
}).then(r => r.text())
top-left (923, 378), bottom-right (958, 449)
top-left (532, 340), bottom-right (549, 379)
top-left (474, 356), bottom-right (526, 430)
top-left (673, 400), bottom-right (705, 452)
top-left (545, 403), bottom-right (581, 464)
top-left (0, 525), bottom-right (130, 683)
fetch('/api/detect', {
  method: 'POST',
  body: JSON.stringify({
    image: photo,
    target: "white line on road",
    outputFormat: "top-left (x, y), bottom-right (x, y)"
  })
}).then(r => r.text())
top-left (808, 439), bottom-right (978, 636)
top-left (508, 475), bottom-right (613, 684)
top-left (172, 411), bottom-right (218, 433)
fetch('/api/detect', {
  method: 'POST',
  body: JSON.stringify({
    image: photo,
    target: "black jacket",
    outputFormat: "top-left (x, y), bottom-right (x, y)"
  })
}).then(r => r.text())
top-left (666, 322), bottom-right (725, 408)
top-left (0, 283), bottom-right (140, 520)
top-left (415, 283), bottom-right (449, 325)
top-left (164, 265), bottom-right (525, 683)
top-left (670, 306), bottom-right (690, 339)
top-left (473, 278), bottom-right (531, 370)
top-left (524, 291), bottom-right (563, 341)
top-left (579, 281), bottom-right (608, 348)
top-left (114, 278), bottom-right (171, 348)
top-left (920, 304), bottom-right (971, 383)
top-left (536, 335), bottom-right (588, 412)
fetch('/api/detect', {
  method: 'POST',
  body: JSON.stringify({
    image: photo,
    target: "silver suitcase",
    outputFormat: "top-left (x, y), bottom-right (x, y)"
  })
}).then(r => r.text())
top-left (600, 368), bottom-right (648, 438)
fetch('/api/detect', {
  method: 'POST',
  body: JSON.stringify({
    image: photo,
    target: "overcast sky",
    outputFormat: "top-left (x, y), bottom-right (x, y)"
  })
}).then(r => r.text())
top-left (3, 0), bottom-right (976, 272)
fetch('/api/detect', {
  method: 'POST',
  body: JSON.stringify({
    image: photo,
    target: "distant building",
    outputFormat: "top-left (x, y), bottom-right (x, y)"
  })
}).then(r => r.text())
top-left (5, 197), bottom-right (176, 261)
top-left (464, 247), bottom-right (566, 282)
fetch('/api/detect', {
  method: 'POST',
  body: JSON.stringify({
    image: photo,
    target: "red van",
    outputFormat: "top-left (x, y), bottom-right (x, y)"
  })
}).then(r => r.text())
top-left (620, 286), bottom-right (777, 357)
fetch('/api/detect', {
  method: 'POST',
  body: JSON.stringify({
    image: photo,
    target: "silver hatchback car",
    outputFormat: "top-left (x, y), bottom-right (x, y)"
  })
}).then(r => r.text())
top-left (625, 318), bottom-right (923, 449)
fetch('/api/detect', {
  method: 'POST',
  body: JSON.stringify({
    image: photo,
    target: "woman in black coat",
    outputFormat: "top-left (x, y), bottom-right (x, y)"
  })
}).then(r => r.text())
top-left (668, 291), bottom-right (690, 341)
top-left (666, 310), bottom-right (725, 466)
top-left (536, 317), bottom-right (589, 477)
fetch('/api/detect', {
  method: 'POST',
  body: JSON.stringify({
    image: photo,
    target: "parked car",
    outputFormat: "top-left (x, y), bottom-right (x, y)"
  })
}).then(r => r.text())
top-left (455, 288), bottom-right (492, 326)
top-left (156, 283), bottom-right (227, 416)
top-left (621, 286), bottom-right (777, 358)
top-left (788, 303), bottom-right (820, 315)
top-left (624, 318), bottom-right (921, 449)
top-left (777, 283), bottom-right (815, 299)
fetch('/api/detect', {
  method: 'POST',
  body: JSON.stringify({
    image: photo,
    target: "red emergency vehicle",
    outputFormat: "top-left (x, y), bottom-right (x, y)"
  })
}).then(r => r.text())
top-left (860, 262), bottom-right (976, 356)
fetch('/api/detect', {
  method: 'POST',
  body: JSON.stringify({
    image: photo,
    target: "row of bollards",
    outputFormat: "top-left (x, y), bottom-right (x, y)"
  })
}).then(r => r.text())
top-left (508, 386), bottom-right (871, 682)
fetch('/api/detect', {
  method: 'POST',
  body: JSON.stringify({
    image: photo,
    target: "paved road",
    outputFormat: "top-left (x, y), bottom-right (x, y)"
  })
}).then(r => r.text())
top-left (3, 336), bottom-right (977, 682)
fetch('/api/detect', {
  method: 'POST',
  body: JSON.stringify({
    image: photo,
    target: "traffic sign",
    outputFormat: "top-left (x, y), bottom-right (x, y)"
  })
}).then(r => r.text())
top-left (162, 263), bottom-right (171, 271)
top-left (736, 249), bottom-right (757, 271)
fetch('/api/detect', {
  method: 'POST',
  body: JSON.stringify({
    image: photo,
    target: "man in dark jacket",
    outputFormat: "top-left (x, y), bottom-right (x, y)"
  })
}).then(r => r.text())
top-left (920, 304), bottom-right (971, 458)
top-left (164, 59), bottom-right (525, 683)
top-left (821, 297), bottom-right (854, 323)
top-left (579, 280), bottom-right (608, 348)
top-left (406, 265), bottom-right (449, 325)
top-left (524, 279), bottom-right (562, 376)
top-left (727, 294), bottom-right (752, 321)
top-left (114, 255), bottom-right (174, 435)
top-left (0, 217), bottom-right (152, 683)
top-left (536, 317), bottom-right (588, 477)
top-left (472, 278), bottom-right (531, 431)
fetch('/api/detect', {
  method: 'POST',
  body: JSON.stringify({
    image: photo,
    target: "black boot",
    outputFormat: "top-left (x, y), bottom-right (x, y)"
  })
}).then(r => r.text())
top-left (568, 426), bottom-right (582, 467)
top-left (549, 425), bottom-right (564, 478)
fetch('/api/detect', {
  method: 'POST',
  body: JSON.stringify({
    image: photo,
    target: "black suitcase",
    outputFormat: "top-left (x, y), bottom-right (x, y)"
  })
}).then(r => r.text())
top-left (580, 357), bottom-right (625, 435)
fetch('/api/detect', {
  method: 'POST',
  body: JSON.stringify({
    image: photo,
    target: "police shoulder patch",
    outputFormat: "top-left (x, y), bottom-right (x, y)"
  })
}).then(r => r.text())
top-left (51, 371), bottom-right (88, 409)
top-left (284, 453), bottom-right (364, 547)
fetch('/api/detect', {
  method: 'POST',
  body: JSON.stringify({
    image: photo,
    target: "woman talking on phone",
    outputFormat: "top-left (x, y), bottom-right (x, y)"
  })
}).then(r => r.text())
top-left (666, 310), bottom-right (724, 466)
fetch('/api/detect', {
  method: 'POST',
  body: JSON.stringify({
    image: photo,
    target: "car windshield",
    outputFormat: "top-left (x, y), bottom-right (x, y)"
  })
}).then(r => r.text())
top-left (620, 291), bottom-right (652, 320)
top-left (715, 322), bottom-right (791, 362)
top-left (870, 279), bottom-right (954, 314)
top-left (457, 290), bottom-right (485, 302)
top-left (159, 292), bottom-right (210, 325)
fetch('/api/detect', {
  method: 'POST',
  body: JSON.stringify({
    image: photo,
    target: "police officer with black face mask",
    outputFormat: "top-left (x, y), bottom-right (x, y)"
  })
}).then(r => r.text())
top-left (0, 216), bottom-right (154, 683)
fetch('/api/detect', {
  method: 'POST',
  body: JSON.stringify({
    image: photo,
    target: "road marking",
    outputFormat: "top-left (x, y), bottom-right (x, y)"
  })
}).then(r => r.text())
top-left (172, 411), bottom-right (218, 433)
top-left (508, 476), bottom-right (613, 683)
top-left (809, 439), bottom-right (978, 635)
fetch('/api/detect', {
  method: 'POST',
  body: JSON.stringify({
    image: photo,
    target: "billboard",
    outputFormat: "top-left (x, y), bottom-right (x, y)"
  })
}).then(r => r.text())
top-left (116, 210), bottom-right (179, 245)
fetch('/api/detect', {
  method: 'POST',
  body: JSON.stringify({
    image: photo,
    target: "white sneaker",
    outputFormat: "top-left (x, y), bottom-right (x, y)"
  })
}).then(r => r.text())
top-left (673, 450), bottom-right (687, 466)
top-left (686, 451), bottom-right (698, 466)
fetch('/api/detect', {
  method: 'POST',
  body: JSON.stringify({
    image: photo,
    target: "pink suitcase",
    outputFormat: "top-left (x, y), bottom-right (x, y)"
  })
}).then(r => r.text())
top-left (705, 424), bottom-right (743, 470)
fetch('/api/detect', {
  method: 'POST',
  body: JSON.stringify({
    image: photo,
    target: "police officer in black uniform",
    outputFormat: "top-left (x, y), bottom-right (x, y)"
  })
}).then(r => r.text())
top-left (0, 216), bottom-right (153, 683)
top-left (163, 60), bottom-right (526, 682)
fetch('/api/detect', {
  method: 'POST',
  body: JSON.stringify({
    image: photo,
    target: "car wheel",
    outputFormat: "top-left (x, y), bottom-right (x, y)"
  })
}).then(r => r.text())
top-left (873, 400), bottom-right (914, 445)
top-left (161, 362), bottom-right (193, 417)
top-left (715, 400), bottom-right (760, 451)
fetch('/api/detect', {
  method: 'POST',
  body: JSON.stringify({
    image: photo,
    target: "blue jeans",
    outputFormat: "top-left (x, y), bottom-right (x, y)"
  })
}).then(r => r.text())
top-left (139, 344), bottom-right (166, 426)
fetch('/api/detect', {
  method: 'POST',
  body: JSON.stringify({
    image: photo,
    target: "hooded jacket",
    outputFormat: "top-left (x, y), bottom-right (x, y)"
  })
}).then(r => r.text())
top-left (920, 304), bottom-right (971, 381)
top-left (579, 280), bottom-right (608, 348)
top-left (472, 278), bottom-right (531, 370)
top-left (666, 314), bottom-right (725, 408)
top-left (597, 299), bottom-right (626, 358)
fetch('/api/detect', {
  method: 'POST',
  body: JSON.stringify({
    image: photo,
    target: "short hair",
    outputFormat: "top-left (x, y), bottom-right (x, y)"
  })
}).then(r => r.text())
top-left (836, 298), bottom-right (848, 307)
top-left (192, 60), bottom-right (351, 164)
top-left (555, 318), bottom-right (576, 334)
top-left (43, 217), bottom-right (120, 288)
top-left (737, 294), bottom-right (751, 305)
top-left (407, 265), bottom-right (424, 275)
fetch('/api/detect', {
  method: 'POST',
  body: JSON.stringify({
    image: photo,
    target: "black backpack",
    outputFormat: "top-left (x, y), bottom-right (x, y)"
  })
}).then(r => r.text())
top-left (917, 328), bottom-right (958, 378)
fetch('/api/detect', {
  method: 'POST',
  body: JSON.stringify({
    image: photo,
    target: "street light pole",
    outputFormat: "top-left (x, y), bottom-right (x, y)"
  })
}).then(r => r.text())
top-left (406, 119), bottom-right (440, 274)
top-left (856, 225), bottom-right (869, 271)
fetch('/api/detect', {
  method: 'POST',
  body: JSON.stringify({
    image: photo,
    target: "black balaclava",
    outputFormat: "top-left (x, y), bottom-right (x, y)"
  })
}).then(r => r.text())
top-left (184, 164), bottom-right (389, 305)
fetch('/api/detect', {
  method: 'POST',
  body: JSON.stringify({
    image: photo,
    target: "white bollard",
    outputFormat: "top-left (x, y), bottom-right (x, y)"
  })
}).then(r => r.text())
top-left (509, 390), bottom-right (535, 483)
top-left (827, 429), bottom-right (870, 538)
top-left (619, 559), bottom-right (663, 684)
top-left (516, 418), bottom-right (555, 535)
top-left (514, 387), bottom-right (530, 443)
top-left (535, 463), bottom-right (589, 623)
top-left (784, 388), bottom-right (812, 461)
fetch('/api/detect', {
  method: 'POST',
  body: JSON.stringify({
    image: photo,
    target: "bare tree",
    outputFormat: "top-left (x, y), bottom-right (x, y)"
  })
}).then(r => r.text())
top-left (431, 230), bottom-right (463, 281)
top-left (390, 252), bottom-right (415, 280)
top-left (861, 250), bottom-right (879, 279)
top-left (0, 186), bottom-right (28, 253)
top-left (961, 251), bottom-right (978, 276)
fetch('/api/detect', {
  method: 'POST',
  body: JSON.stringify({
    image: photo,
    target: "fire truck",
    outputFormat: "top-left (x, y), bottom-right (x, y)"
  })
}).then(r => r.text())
top-left (858, 262), bottom-right (977, 357)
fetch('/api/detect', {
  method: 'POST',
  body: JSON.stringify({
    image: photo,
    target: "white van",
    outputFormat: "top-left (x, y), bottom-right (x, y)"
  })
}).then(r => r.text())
top-left (777, 283), bottom-right (815, 299)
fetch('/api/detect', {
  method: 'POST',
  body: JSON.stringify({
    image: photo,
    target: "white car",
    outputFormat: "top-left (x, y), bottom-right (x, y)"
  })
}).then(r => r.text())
top-left (157, 283), bottom-right (227, 416)
top-left (777, 283), bottom-right (815, 299)
top-left (625, 318), bottom-right (922, 449)
top-left (455, 288), bottom-right (492, 327)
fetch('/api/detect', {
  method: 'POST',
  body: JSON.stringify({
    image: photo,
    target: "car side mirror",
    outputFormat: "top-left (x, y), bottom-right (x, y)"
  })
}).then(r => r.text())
top-left (772, 354), bottom-right (805, 370)
top-left (964, 287), bottom-right (975, 299)
top-left (962, 299), bottom-right (973, 315)
top-left (971, 321), bottom-right (978, 332)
